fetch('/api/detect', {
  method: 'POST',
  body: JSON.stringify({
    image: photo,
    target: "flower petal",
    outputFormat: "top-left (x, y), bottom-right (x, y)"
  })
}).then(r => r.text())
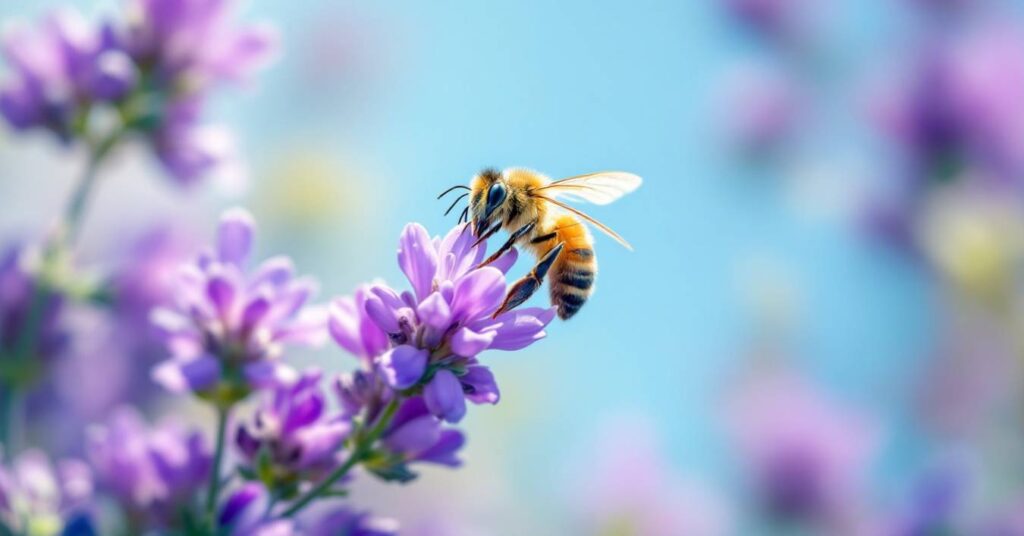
top-left (450, 327), bottom-right (495, 357)
top-left (449, 267), bottom-right (505, 323)
top-left (152, 356), bottom-right (221, 393)
top-left (217, 208), bottom-right (255, 266)
top-left (398, 223), bottom-right (438, 302)
top-left (383, 415), bottom-right (441, 454)
top-left (416, 291), bottom-right (451, 329)
top-left (379, 345), bottom-right (427, 389)
top-left (489, 247), bottom-right (519, 274)
top-left (475, 307), bottom-right (556, 351)
top-left (461, 366), bottom-right (500, 405)
top-left (243, 361), bottom-right (298, 390)
top-left (424, 369), bottom-right (467, 423)
top-left (415, 429), bottom-right (465, 467)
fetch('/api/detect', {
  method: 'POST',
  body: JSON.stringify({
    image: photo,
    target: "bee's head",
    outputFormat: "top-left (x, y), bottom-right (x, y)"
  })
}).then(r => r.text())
top-left (470, 168), bottom-right (507, 237)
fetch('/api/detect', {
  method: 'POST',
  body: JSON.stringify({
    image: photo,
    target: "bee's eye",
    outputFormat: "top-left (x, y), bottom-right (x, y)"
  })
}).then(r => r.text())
top-left (486, 183), bottom-right (507, 210)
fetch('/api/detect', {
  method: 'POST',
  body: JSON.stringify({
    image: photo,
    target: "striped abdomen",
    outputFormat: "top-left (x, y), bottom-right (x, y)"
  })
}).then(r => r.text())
top-left (542, 215), bottom-right (596, 320)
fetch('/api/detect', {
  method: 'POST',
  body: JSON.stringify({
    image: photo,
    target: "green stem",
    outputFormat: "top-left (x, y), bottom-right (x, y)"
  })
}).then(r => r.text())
top-left (281, 397), bottom-right (401, 518)
top-left (0, 131), bottom-right (121, 452)
top-left (205, 406), bottom-right (230, 528)
top-left (63, 131), bottom-right (121, 245)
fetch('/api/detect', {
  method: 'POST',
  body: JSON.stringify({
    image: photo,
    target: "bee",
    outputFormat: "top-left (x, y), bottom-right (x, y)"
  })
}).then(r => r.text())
top-left (439, 168), bottom-right (641, 320)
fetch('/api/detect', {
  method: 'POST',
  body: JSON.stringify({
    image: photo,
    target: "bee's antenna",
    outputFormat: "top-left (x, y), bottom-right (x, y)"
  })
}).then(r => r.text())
top-left (459, 207), bottom-right (469, 224)
top-left (437, 185), bottom-right (470, 200)
top-left (444, 193), bottom-right (469, 216)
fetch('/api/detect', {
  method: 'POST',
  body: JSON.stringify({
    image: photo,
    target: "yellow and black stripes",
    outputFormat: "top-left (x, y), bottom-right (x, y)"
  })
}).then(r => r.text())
top-left (544, 214), bottom-right (597, 320)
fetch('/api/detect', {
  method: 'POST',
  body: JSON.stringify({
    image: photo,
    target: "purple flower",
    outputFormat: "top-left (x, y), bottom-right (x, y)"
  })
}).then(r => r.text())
top-left (236, 369), bottom-right (352, 487)
top-left (719, 62), bottom-right (802, 158)
top-left (0, 241), bottom-right (68, 376)
top-left (108, 0), bottom-right (276, 185)
top-left (151, 208), bottom-right (325, 404)
top-left (721, 0), bottom-right (815, 42)
top-left (727, 368), bottom-right (879, 526)
top-left (219, 482), bottom-right (297, 536)
top-left (871, 24), bottom-right (1024, 186)
top-left (113, 0), bottom-right (278, 91)
top-left (373, 397), bottom-right (465, 478)
top-left (0, 8), bottom-right (131, 140)
top-left (220, 484), bottom-right (397, 536)
top-left (0, 449), bottom-right (94, 534)
top-left (151, 97), bottom-right (244, 187)
top-left (0, 1), bottom-right (276, 187)
top-left (888, 464), bottom-right (967, 536)
top-left (302, 505), bottom-right (399, 536)
top-left (86, 406), bottom-right (210, 526)
top-left (330, 223), bottom-right (553, 423)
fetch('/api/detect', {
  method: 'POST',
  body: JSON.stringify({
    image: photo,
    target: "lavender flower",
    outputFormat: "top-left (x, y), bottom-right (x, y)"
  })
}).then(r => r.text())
top-left (363, 396), bottom-right (465, 483)
top-left (151, 208), bottom-right (324, 405)
top-left (871, 24), bottom-right (1024, 187)
top-left (0, 449), bottom-right (94, 535)
top-left (236, 369), bottom-right (352, 492)
top-left (220, 483), bottom-right (397, 536)
top-left (0, 0), bottom-right (276, 186)
top-left (329, 223), bottom-right (554, 424)
top-left (0, 242), bottom-right (67, 382)
top-left (113, 0), bottom-right (277, 91)
top-left (721, 0), bottom-right (814, 43)
top-left (727, 368), bottom-right (878, 527)
top-left (86, 406), bottom-right (210, 527)
top-left (888, 464), bottom-right (967, 536)
top-left (0, 8), bottom-right (132, 140)
top-left (719, 62), bottom-right (802, 158)
top-left (107, 0), bottom-right (276, 185)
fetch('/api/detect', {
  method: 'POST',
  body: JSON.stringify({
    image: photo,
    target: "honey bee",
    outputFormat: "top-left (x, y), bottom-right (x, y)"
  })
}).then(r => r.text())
top-left (439, 168), bottom-right (641, 319)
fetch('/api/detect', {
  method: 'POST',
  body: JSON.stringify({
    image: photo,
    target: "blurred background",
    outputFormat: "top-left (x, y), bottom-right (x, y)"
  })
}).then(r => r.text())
top-left (5, 0), bottom-right (1024, 534)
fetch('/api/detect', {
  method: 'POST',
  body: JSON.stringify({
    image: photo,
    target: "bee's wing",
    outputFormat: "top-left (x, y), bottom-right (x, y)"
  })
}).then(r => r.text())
top-left (530, 171), bottom-right (642, 205)
top-left (533, 194), bottom-right (634, 251)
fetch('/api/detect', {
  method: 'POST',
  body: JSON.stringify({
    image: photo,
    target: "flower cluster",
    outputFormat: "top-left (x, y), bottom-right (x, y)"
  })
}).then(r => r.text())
top-left (151, 208), bottom-right (324, 406)
top-left (0, 450), bottom-right (93, 535)
top-left (110, 212), bottom-right (551, 532)
top-left (86, 407), bottom-right (211, 527)
top-left (331, 223), bottom-right (554, 424)
top-left (235, 369), bottom-right (350, 493)
top-left (0, 0), bottom-right (276, 185)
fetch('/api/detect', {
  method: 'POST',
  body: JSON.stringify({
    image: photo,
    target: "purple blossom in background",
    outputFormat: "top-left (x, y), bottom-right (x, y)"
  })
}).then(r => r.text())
top-left (721, 0), bottom-right (815, 43)
top-left (107, 0), bottom-right (277, 185)
top-left (719, 62), bottom-right (802, 158)
top-left (888, 464), bottom-right (967, 536)
top-left (727, 368), bottom-right (878, 527)
top-left (575, 417), bottom-right (731, 536)
top-left (0, 449), bottom-right (94, 534)
top-left (86, 406), bottom-right (210, 527)
top-left (220, 483), bottom-right (397, 536)
top-left (0, 0), bottom-right (277, 186)
top-left (236, 369), bottom-right (351, 488)
top-left (329, 223), bottom-right (553, 424)
top-left (871, 23), bottom-right (1024, 187)
top-left (0, 8), bottom-right (132, 140)
top-left (151, 208), bottom-right (325, 404)
top-left (301, 504), bottom-right (399, 536)
top-left (114, 0), bottom-right (278, 90)
top-left (0, 242), bottom-right (67, 377)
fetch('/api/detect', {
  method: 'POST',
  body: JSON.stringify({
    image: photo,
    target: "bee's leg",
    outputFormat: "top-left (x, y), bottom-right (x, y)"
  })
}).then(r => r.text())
top-left (492, 242), bottom-right (564, 317)
top-left (471, 223), bottom-right (502, 248)
top-left (479, 221), bottom-right (536, 267)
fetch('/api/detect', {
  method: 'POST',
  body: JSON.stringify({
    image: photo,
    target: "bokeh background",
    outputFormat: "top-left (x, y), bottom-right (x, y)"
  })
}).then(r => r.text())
top-left (6, 0), bottom-right (1024, 534)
